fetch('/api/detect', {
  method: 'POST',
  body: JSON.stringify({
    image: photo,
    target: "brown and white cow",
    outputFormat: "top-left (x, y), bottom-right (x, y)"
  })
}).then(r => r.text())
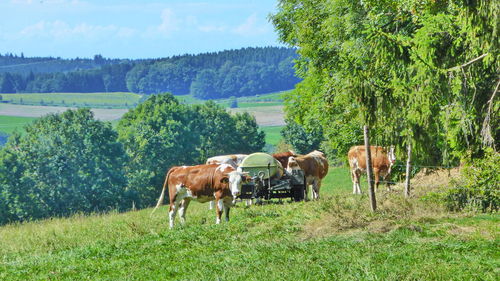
top-left (348, 145), bottom-right (396, 194)
top-left (152, 164), bottom-right (247, 228)
top-left (272, 151), bottom-right (296, 170)
top-left (206, 154), bottom-right (248, 209)
top-left (206, 154), bottom-right (248, 168)
top-left (286, 150), bottom-right (329, 200)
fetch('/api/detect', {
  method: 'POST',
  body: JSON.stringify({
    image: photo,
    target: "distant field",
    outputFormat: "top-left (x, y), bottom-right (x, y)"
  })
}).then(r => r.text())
top-left (176, 90), bottom-right (287, 108)
top-left (1, 92), bottom-right (142, 108)
top-left (261, 126), bottom-right (283, 146)
top-left (0, 115), bottom-right (37, 134)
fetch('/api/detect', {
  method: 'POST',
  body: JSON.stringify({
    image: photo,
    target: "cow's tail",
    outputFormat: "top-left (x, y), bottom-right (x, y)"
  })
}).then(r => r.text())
top-left (151, 168), bottom-right (173, 215)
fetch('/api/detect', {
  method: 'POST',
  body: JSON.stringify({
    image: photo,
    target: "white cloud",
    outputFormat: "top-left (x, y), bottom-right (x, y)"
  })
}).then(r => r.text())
top-left (19, 20), bottom-right (136, 40)
top-left (158, 8), bottom-right (180, 34)
top-left (232, 13), bottom-right (270, 36)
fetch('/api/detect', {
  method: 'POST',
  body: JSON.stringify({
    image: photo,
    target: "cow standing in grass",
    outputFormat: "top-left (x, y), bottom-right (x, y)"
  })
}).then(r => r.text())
top-left (286, 150), bottom-right (329, 200)
top-left (348, 145), bottom-right (396, 194)
top-left (152, 164), bottom-right (247, 228)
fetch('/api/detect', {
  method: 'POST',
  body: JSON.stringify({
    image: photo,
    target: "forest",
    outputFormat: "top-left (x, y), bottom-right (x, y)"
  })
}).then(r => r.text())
top-left (0, 47), bottom-right (300, 98)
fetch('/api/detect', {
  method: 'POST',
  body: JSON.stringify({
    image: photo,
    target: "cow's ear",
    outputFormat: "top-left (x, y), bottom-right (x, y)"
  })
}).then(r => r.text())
top-left (220, 177), bottom-right (229, 184)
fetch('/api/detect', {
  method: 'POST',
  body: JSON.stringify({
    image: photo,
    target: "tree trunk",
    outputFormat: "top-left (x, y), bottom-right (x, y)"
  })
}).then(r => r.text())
top-left (363, 125), bottom-right (376, 211)
top-left (404, 141), bottom-right (412, 198)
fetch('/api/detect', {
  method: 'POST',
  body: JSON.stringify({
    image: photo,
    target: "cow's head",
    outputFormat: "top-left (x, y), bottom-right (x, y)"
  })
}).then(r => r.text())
top-left (286, 156), bottom-right (300, 173)
top-left (222, 171), bottom-right (248, 198)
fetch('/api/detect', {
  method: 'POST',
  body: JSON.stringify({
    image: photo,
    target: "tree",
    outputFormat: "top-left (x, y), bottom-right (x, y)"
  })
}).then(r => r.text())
top-left (232, 112), bottom-right (266, 154)
top-left (117, 93), bottom-right (201, 207)
top-left (280, 119), bottom-right (323, 154)
top-left (271, 0), bottom-right (499, 166)
top-left (0, 109), bottom-right (128, 224)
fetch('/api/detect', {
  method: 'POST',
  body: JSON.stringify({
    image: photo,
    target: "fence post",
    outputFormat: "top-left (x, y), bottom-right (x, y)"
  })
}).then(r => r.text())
top-left (364, 125), bottom-right (376, 211)
top-left (404, 141), bottom-right (412, 198)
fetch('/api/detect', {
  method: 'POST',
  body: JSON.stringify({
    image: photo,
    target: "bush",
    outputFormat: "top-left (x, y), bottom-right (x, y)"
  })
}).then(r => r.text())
top-left (444, 149), bottom-right (499, 212)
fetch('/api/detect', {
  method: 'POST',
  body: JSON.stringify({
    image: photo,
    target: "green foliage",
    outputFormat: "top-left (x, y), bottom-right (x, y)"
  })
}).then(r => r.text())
top-left (280, 118), bottom-right (323, 154)
top-left (0, 109), bottom-right (128, 224)
top-left (117, 93), bottom-right (265, 207)
top-left (271, 0), bottom-right (499, 165)
top-left (444, 150), bottom-right (499, 212)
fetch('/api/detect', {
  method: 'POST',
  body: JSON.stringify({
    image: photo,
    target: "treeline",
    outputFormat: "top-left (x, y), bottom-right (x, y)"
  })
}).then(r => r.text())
top-left (0, 93), bottom-right (265, 225)
top-left (0, 47), bottom-right (300, 98)
top-left (0, 53), bottom-right (123, 75)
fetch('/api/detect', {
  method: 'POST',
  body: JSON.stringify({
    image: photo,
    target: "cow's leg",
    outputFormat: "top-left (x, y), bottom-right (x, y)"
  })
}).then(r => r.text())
top-left (223, 199), bottom-right (232, 222)
top-left (215, 198), bottom-right (224, 224)
top-left (354, 170), bottom-right (362, 194)
top-left (245, 199), bottom-right (253, 207)
top-left (208, 201), bottom-right (214, 210)
top-left (373, 169), bottom-right (380, 192)
top-left (315, 179), bottom-right (322, 200)
top-left (179, 198), bottom-right (191, 225)
top-left (169, 200), bottom-right (180, 229)
top-left (351, 169), bottom-right (357, 194)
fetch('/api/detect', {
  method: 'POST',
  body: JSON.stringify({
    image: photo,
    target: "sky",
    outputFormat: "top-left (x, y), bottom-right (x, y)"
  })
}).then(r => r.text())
top-left (0, 0), bottom-right (284, 59)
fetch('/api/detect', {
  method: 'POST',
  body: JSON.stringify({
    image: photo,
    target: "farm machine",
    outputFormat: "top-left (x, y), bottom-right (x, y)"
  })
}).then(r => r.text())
top-left (238, 153), bottom-right (306, 202)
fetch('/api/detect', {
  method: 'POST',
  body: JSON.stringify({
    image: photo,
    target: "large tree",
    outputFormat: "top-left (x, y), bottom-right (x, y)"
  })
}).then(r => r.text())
top-left (271, 0), bottom-right (499, 164)
top-left (0, 109), bottom-right (127, 224)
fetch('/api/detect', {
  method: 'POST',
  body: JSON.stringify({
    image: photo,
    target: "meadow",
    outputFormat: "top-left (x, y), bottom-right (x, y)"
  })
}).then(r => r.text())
top-left (261, 126), bottom-right (284, 146)
top-left (0, 167), bottom-right (497, 280)
top-left (0, 115), bottom-right (37, 134)
top-left (1, 92), bottom-right (142, 108)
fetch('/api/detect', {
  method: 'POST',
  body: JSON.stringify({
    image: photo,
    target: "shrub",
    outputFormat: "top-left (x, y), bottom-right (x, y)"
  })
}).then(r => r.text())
top-left (444, 149), bottom-right (499, 212)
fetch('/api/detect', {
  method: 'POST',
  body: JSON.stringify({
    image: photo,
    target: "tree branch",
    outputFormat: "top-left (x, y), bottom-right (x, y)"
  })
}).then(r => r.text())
top-left (447, 53), bottom-right (489, 72)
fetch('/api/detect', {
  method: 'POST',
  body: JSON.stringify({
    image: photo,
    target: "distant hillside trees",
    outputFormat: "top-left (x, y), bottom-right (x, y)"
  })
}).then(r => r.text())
top-left (0, 47), bottom-right (301, 98)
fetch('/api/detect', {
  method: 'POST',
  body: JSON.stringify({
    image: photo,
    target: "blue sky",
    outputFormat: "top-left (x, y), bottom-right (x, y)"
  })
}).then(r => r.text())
top-left (0, 0), bottom-right (283, 59)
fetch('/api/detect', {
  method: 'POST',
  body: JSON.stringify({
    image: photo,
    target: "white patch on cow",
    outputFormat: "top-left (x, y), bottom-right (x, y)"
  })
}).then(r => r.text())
top-left (216, 164), bottom-right (232, 172)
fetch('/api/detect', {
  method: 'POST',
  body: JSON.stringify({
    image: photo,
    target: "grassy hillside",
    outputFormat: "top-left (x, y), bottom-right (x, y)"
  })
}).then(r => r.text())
top-left (0, 167), bottom-right (497, 280)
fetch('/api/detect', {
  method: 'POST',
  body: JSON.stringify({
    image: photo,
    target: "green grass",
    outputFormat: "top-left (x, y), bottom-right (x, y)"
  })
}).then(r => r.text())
top-left (0, 167), bottom-right (498, 280)
top-left (0, 115), bottom-right (37, 134)
top-left (261, 125), bottom-right (283, 146)
top-left (176, 90), bottom-right (287, 108)
top-left (1, 92), bottom-right (142, 108)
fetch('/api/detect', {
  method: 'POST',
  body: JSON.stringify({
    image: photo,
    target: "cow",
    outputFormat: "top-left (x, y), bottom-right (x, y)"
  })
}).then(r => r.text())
top-left (272, 151), bottom-right (296, 169)
top-left (206, 154), bottom-right (248, 209)
top-left (152, 164), bottom-right (247, 228)
top-left (347, 145), bottom-right (396, 194)
top-left (206, 154), bottom-right (248, 168)
top-left (286, 150), bottom-right (329, 201)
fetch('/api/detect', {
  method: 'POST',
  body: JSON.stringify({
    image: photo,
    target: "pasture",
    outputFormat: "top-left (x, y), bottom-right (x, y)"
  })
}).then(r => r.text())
top-left (261, 125), bottom-right (284, 146)
top-left (0, 92), bottom-right (286, 135)
top-left (0, 115), bottom-right (37, 134)
top-left (0, 167), bottom-right (497, 280)
top-left (1, 92), bottom-right (141, 108)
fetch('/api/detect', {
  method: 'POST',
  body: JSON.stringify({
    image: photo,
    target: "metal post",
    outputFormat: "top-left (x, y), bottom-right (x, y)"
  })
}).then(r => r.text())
top-left (364, 125), bottom-right (376, 211)
top-left (404, 141), bottom-right (412, 198)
